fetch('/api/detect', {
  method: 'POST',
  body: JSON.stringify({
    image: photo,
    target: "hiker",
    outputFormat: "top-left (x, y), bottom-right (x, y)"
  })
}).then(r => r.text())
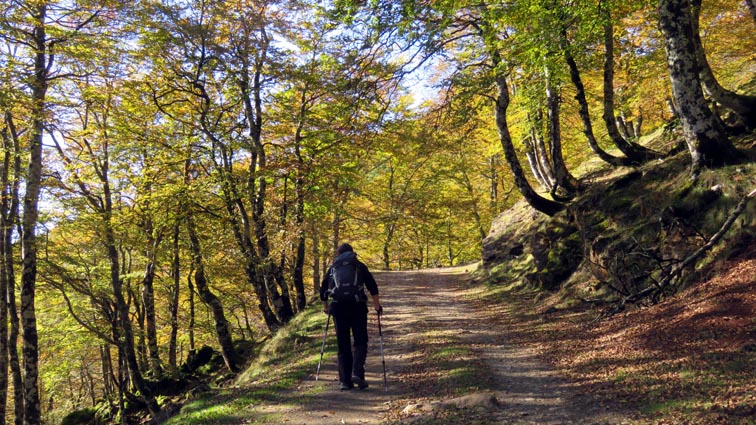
top-left (321, 243), bottom-right (382, 390)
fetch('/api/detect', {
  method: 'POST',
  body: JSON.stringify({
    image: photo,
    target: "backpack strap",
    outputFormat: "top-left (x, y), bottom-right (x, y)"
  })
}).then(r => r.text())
top-left (332, 264), bottom-right (359, 285)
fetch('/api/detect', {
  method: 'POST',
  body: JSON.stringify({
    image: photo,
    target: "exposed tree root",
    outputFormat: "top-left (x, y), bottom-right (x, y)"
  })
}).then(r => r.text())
top-left (602, 189), bottom-right (756, 318)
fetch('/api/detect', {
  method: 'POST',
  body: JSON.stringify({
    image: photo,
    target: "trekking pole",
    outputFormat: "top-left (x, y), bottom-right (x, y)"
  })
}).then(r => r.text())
top-left (377, 311), bottom-right (388, 392)
top-left (316, 313), bottom-right (331, 381)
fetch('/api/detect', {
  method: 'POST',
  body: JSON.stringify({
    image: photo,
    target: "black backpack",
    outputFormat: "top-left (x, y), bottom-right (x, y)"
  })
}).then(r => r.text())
top-left (328, 256), bottom-right (365, 302)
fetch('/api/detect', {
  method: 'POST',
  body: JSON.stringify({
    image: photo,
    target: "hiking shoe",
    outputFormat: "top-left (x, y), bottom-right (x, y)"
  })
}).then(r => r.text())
top-left (352, 376), bottom-right (369, 389)
top-left (339, 382), bottom-right (354, 391)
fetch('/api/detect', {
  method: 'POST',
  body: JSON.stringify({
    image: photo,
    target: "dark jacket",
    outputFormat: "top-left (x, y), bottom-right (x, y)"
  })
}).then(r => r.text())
top-left (320, 251), bottom-right (378, 302)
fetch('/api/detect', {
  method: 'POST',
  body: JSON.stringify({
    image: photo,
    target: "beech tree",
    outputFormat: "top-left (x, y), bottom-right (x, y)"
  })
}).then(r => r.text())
top-left (658, 0), bottom-right (742, 175)
top-left (47, 70), bottom-right (163, 420)
top-left (689, 0), bottom-right (756, 128)
top-left (601, 5), bottom-right (666, 163)
top-left (143, 0), bottom-right (293, 329)
top-left (0, 1), bottom-right (118, 422)
top-left (0, 91), bottom-right (23, 425)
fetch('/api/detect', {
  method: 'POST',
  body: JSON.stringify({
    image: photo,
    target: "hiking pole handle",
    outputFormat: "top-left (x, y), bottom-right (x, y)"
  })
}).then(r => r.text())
top-left (316, 313), bottom-right (331, 381)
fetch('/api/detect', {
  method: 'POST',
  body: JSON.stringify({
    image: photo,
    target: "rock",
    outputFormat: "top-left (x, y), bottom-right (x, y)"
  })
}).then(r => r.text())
top-left (440, 392), bottom-right (500, 410)
top-left (401, 403), bottom-right (435, 415)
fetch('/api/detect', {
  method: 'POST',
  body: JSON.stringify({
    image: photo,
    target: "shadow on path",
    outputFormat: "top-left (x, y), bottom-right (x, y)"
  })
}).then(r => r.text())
top-left (256, 268), bottom-right (631, 424)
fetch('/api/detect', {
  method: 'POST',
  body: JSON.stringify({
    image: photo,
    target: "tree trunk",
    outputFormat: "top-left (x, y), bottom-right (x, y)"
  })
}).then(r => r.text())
top-left (141, 232), bottom-right (163, 377)
top-left (634, 109), bottom-right (644, 138)
top-left (545, 66), bottom-right (578, 197)
top-left (237, 26), bottom-right (294, 326)
top-left (489, 155), bottom-right (499, 210)
top-left (383, 223), bottom-right (395, 270)
top-left (251, 157), bottom-right (293, 325)
top-left (658, 0), bottom-right (741, 175)
top-left (616, 113), bottom-right (631, 140)
top-left (690, 0), bottom-right (756, 127)
top-left (460, 167), bottom-right (487, 241)
top-left (187, 268), bottom-right (196, 354)
top-left (8, 275), bottom-right (22, 425)
top-left (562, 38), bottom-right (630, 166)
top-left (603, 15), bottom-right (660, 162)
top-left (132, 279), bottom-right (147, 370)
top-left (1, 112), bottom-right (23, 425)
top-left (99, 345), bottom-right (113, 398)
top-left (0, 111), bottom-right (21, 425)
top-left (104, 218), bottom-right (162, 422)
top-left (293, 232), bottom-right (307, 310)
top-left (331, 205), bottom-right (341, 254)
top-left (168, 225), bottom-right (180, 374)
top-left (109, 249), bottom-right (162, 421)
top-left (186, 216), bottom-right (239, 373)
top-left (528, 114), bottom-right (556, 187)
top-left (311, 229), bottom-right (321, 296)
top-left (524, 138), bottom-right (550, 191)
top-left (666, 97), bottom-right (679, 118)
top-left (20, 4), bottom-right (50, 422)
top-left (291, 88), bottom-right (309, 312)
top-left (746, 0), bottom-right (756, 26)
top-left (494, 71), bottom-right (563, 216)
top-left (0, 223), bottom-right (6, 425)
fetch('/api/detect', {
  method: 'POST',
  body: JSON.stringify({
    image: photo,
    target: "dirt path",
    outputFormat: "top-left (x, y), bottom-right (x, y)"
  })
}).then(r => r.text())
top-left (263, 268), bottom-right (631, 424)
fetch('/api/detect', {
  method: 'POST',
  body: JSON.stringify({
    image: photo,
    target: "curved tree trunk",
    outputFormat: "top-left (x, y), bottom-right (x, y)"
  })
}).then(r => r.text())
top-left (494, 72), bottom-right (563, 216)
top-left (616, 113), bottom-right (631, 140)
top-left (690, 0), bottom-right (756, 128)
top-left (186, 216), bottom-right (239, 373)
top-left (545, 66), bottom-right (578, 197)
top-left (524, 138), bottom-right (550, 190)
top-left (100, 180), bottom-right (162, 423)
top-left (658, 0), bottom-right (741, 175)
top-left (232, 16), bottom-right (291, 328)
top-left (243, 73), bottom-right (294, 325)
top-left (528, 112), bottom-right (556, 188)
top-left (603, 15), bottom-right (662, 162)
top-left (562, 36), bottom-right (630, 166)
top-left (252, 175), bottom-right (293, 324)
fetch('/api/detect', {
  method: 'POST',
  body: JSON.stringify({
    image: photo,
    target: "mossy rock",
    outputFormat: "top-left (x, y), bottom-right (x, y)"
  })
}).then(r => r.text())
top-left (61, 408), bottom-right (100, 425)
top-left (530, 216), bottom-right (582, 291)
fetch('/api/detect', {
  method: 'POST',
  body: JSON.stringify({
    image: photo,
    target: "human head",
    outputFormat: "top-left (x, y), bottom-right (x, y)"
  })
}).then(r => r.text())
top-left (336, 243), bottom-right (354, 255)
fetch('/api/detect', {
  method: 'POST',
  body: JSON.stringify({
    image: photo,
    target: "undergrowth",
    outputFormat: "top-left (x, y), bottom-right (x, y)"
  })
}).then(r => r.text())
top-left (165, 304), bottom-right (330, 424)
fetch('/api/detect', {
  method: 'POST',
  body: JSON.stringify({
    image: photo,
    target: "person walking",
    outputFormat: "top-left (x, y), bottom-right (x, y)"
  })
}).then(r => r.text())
top-left (321, 243), bottom-right (382, 391)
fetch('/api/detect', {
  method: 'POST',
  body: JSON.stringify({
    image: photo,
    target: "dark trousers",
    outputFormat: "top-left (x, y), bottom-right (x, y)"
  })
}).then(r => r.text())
top-left (331, 301), bottom-right (368, 385)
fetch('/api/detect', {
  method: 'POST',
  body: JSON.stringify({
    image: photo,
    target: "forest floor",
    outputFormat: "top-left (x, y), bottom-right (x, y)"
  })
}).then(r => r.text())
top-left (241, 267), bottom-right (637, 424)
top-left (225, 248), bottom-right (756, 425)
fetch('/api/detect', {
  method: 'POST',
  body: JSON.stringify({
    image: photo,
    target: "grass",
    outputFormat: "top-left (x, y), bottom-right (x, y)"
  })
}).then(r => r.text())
top-left (165, 304), bottom-right (330, 424)
top-left (430, 346), bottom-right (472, 360)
